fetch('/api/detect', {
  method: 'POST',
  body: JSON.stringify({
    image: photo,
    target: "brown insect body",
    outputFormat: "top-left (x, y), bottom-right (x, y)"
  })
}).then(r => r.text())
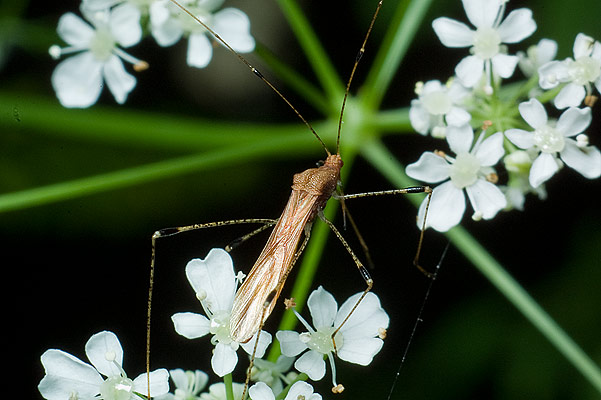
top-left (230, 154), bottom-right (343, 343)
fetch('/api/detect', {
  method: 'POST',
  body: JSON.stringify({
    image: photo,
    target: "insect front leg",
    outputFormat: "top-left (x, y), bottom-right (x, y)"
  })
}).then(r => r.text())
top-left (146, 218), bottom-right (277, 398)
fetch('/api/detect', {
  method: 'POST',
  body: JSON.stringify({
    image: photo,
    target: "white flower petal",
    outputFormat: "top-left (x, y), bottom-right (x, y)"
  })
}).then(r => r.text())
top-left (455, 55), bottom-right (484, 87)
top-left (186, 248), bottom-right (236, 314)
top-left (518, 98), bottom-right (547, 129)
top-left (475, 131), bottom-right (505, 166)
top-left (573, 33), bottom-right (595, 58)
top-left (38, 349), bottom-right (103, 400)
top-left (557, 107), bottom-right (592, 137)
top-left (294, 350), bottom-right (326, 381)
top-left (537, 38), bottom-right (558, 64)
top-left (529, 153), bottom-right (559, 188)
top-left (491, 53), bottom-right (519, 78)
top-left (103, 55), bottom-right (136, 104)
top-left (337, 337), bottom-right (384, 366)
top-left (462, 0), bottom-right (499, 29)
top-left (554, 83), bottom-right (586, 109)
top-left (85, 331), bottom-right (124, 377)
top-left (334, 292), bottom-right (389, 339)
top-left (286, 381), bottom-right (320, 400)
top-left (240, 330), bottom-right (272, 358)
top-left (51, 52), bottom-right (103, 108)
top-left (152, 16), bottom-right (183, 47)
top-left (109, 3), bottom-right (142, 47)
top-left (538, 60), bottom-right (569, 89)
top-left (150, 0), bottom-right (170, 27)
top-left (212, 342), bottom-right (238, 377)
top-left (465, 179), bottom-right (506, 219)
top-left (187, 33), bottom-right (213, 68)
top-left (307, 286), bottom-right (337, 329)
top-left (446, 106), bottom-right (471, 127)
top-left (167, 369), bottom-right (189, 391)
top-left (57, 13), bottom-right (94, 47)
top-left (560, 140), bottom-right (601, 179)
top-left (409, 100), bottom-right (431, 135)
top-left (171, 312), bottom-right (210, 339)
top-left (276, 330), bottom-right (307, 357)
top-left (133, 369), bottom-right (170, 397)
top-left (505, 129), bottom-right (534, 149)
top-left (417, 181), bottom-right (465, 232)
top-left (496, 8), bottom-right (536, 43)
top-left (432, 17), bottom-right (474, 47)
top-left (446, 123), bottom-right (474, 155)
top-left (249, 382), bottom-right (275, 400)
top-left (406, 152), bottom-right (450, 183)
top-left (213, 8), bottom-right (255, 53)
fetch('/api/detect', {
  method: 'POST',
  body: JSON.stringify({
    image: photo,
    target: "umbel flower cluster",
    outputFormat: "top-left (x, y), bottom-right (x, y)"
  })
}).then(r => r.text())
top-left (39, 249), bottom-right (389, 399)
top-left (49, 0), bottom-right (255, 108)
top-left (406, 0), bottom-right (601, 232)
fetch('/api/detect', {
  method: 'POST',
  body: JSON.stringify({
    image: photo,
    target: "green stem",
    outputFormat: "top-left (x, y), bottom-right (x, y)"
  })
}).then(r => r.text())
top-left (254, 43), bottom-right (333, 115)
top-left (223, 373), bottom-right (234, 400)
top-left (0, 92), bottom-right (312, 151)
top-left (0, 135), bottom-right (318, 214)
top-left (274, 0), bottom-right (343, 99)
top-left (361, 138), bottom-right (601, 393)
top-left (362, 0), bottom-right (435, 111)
top-left (446, 226), bottom-right (601, 393)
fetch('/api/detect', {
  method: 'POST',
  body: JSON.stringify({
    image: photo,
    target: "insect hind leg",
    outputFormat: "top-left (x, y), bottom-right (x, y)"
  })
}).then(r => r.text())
top-left (337, 185), bottom-right (435, 278)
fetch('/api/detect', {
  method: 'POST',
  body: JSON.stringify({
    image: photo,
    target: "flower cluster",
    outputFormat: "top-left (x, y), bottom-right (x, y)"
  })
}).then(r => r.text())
top-left (407, 0), bottom-right (601, 232)
top-left (38, 249), bottom-right (390, 400)
top-left (49, 0), bottom-right (255, 108)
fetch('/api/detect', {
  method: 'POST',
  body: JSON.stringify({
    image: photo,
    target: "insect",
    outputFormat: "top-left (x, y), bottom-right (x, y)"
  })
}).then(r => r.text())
top-left (146, 0), bottom-right (433, 397)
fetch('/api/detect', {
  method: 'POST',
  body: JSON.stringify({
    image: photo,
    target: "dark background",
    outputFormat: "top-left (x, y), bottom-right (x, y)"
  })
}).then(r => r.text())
top-left (2, 0), bottom-right (600, 399)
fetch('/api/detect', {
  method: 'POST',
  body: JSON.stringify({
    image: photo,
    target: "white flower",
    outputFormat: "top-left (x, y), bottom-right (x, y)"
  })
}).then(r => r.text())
top-left (250, 355), bottom-right (296, 394)
top-left (38, 331), bottom-right (169, 400)
top-left (505, 98), bottom-right (601, 188)
top-left (150, 0), bottom-right (255, 68)
top-left (538, 33), bottom-right (601, 109)
top-left (156, 369), bottom-right (208, 400)
top-left (171, 248), bottom-right (272, 377)
top-left (432, 0), bottom-right (536, 89)
top-left (406, 124), bottom-right (507, 232)
top-left (276, 286), bottom-right (389, 390)
top-left (501, 150), bottom-right (547, 210)
top-left (249, 381), bottom-right (321, 400)
top-left (199, 382), bottom-right (245, 400)
top-left (49, 4), bottom-right (145, 108)
top-left (517, 38), bottom-right (558, 78)
top-left (409, 79), bottom-right (471, 137)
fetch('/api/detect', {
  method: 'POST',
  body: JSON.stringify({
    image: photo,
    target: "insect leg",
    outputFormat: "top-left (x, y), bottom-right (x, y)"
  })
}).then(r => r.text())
top-left (337, 187), bottom-right (376, 269)
top-left (225, 221), bottom-right (278, 252)
top-left (317, 211), bottom-right (373, 349)
top-left (146, 218), bottom-right (277, 398)
top-left (337, 186), bottom-right (434, 277)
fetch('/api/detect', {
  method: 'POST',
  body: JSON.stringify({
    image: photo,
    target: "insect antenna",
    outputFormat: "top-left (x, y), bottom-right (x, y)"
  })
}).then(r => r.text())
top-left (168, 0), bottom-right (331, 156)
top-left (335, 0), bottom-right (383, 154)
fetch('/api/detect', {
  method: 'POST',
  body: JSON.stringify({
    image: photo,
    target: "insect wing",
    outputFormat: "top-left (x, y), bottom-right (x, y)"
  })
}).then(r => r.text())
top-left (230, 189), bottom-right (318, 342)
